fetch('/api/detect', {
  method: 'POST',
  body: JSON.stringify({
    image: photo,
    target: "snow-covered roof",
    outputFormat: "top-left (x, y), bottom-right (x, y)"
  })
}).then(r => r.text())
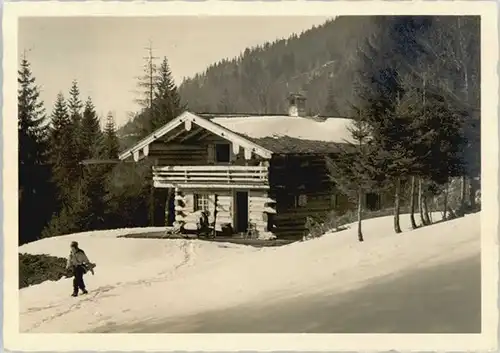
top-left (205, 114), bottom-right (355, 154)
top-left (119, 112), bottom-right (355, 161)
top-left (209, 115), bottom-right (354, 144)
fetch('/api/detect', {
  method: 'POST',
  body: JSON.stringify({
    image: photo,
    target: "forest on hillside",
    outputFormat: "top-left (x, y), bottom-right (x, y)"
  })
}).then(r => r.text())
top-left (178, 15), bottom-right (479, 117)
top-left (19, 15), bottom-right (480, 245)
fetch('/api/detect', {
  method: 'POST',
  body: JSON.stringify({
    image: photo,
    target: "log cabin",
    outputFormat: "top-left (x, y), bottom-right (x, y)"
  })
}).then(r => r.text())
top-left (118, 94), bottom-right (389, 240)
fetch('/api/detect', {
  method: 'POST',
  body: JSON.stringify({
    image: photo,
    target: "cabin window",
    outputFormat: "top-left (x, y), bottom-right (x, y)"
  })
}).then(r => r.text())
top-left (295, 194), bottom-right (308, 207)
top-left (215, 143), bottom-right (231, 163)
top-left (365, 192), bottom-right (381, 211)
top-left (194, 193), bottom-right (210, 212)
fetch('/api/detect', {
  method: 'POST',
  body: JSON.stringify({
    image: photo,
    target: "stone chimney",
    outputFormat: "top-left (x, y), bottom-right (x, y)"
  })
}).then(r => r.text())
top-left (287, 93), bottom-right (307, 117)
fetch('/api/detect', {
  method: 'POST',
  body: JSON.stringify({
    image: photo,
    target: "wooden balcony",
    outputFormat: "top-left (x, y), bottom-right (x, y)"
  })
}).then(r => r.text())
top-left (152, 165), bottom-right (269, 189)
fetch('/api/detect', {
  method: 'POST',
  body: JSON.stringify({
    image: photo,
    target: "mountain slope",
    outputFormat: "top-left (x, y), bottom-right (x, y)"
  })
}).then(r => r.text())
top-left (117, 16), bottom-right (378, 143)
top-left (178, 16), bottom-right (377, 117)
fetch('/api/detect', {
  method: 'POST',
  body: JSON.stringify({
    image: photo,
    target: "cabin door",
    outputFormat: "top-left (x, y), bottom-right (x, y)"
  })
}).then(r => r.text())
top-left (234, 191), bottom-right (249, 233)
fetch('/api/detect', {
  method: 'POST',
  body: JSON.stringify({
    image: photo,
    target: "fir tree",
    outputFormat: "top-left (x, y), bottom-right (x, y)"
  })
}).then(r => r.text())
top-left (327, 107), bottom-right (382, 242)
top-left (43, 92), bottom-right (84, 238)
top-left (48, 92), bottom-right (79, 206)
top-left (413, 89), bottom-right (467, 222)
top-left (78, 97), bottom-right (106, 230)
top-left (68, 80), bottom-right (83, 129)
top-left (18, 56), bottom-right (54, 244)
top-left (80, 97), bottom-right (102, 160)
top-left (150, 56), bottom-right (186, 131)
top-left (18, 57), bottom-right (48, 189)
top-left (373, 100), bottom-right (417, 234)
top-left (354, 24), bottom-right (418, 234)
top-left (102, 112), bottom-right (119, 160)
top-left (68, 80), bottom-right (84, 159)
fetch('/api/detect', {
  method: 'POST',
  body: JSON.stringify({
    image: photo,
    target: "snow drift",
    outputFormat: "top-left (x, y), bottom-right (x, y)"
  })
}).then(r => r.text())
top-left (19, 213), bottom-right (480, 333)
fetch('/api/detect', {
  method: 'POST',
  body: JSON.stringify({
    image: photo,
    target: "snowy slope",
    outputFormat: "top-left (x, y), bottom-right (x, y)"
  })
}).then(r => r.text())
top-left (19, 213), bottom-right (480, 333)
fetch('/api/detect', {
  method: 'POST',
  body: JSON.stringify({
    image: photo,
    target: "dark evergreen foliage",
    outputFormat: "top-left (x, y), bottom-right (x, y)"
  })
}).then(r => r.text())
top-left (81, 97), bottom-right (103, 159)
top-left (326, 107), bottom-right (384, 241)
top-left (102, 112), bottom-right (120, 160)
top-left (19, 253), bottom-right (68, 289)
top-left (48, 93), bottom-right (73, 203)
top-left (78, 98), bottom-right (107, 230)
top-left (149, 56), bottom-right (187, 132)
top-left (18, 57), bottom-right (55, 244)
top-left (68, 80), bottom-right (84, 152)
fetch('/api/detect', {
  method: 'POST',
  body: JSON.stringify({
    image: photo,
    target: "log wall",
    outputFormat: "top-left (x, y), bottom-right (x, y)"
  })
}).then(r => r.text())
top-left (174, 188), bottom-right (270, 235)
top-left (267, 154), bottom-right (394, 239)
top-left (150, 125), bottom-right (265, 167)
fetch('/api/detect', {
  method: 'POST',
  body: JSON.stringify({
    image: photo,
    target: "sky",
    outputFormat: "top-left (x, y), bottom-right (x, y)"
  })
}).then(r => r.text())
top-left (18, 16), bottom-right (330, 127)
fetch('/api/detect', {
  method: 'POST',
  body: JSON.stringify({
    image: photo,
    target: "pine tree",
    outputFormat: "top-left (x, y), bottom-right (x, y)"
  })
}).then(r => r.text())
top-left (67, 80), bottom-right (86, 198)
top-left (43, 92), bottom-right (84, 238)
top-left (80, 97), bottom-right (102, 160)
top-left (18, 57), bottom-right (48, 194)
top-left (49, 92), bottom-right (79, 206)
top-left (78, 97), bottom-right (106, 231)
top-left (415, 90), bottom-right (467, 222)
top-left (354, 23), bottom-right (421, 234)
top-left (150, 56), bottom-right (186, 130)
top-left (79, 161), bottom-right (107, 231)
top-left (18, 56), bottom-right (54, 244)
top-left (102, 112), bottom-right (120, 160)
top-left (327, 107), bottom-right (382, 242)
top-left (68, 80), bottom-right (83, 130)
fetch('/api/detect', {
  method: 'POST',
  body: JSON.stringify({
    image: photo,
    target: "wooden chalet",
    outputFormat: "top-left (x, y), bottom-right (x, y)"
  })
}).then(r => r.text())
top-left (119, 95), bottom-right (386, 239)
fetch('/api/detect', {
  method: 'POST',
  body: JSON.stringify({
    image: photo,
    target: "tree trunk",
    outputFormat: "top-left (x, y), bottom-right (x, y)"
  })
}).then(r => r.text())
top-left (212, 194), bottom-right (218, 238)
top-left (459, 175), bottom-right (467, 216)
top-left (357, 189), bottom-right (364, 242)
top-left (423, 195), bottom-right (431, 225)
top-left (443, 181), bottom-right (449, 220)
top-left (409, 176), bottom-right (417, 229)
top-left (394, 177), bottom-right (402, 234)
top-left (418, 178), bottom-right (426, 226)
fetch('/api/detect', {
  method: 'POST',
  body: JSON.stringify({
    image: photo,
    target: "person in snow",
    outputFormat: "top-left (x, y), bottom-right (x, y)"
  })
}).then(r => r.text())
top-left (66, 241), bottom-right (92, 297)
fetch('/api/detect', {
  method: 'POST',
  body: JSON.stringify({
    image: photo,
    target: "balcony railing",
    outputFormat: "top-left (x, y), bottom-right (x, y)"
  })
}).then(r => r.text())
top-left (152, 165), bottom-right (269, 189)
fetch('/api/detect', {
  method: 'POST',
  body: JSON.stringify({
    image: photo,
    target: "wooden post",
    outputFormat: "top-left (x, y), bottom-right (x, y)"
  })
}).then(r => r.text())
top-left (212, 194), bottom-right (218, 238)
top-left (149, 179), bottom-right (155, 226)
top-left (149, 158), bottom-right (158, 226)
top-left (165, 188), bottom-right (173, 226)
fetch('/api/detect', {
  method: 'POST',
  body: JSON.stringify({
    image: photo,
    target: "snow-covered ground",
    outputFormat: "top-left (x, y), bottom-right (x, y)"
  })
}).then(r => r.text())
top-left (19, 213), bottom-right (480, 333)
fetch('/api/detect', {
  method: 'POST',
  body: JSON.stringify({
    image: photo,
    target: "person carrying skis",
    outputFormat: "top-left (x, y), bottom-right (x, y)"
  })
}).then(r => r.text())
top-left (66, 241), bottom-right (92, 297)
